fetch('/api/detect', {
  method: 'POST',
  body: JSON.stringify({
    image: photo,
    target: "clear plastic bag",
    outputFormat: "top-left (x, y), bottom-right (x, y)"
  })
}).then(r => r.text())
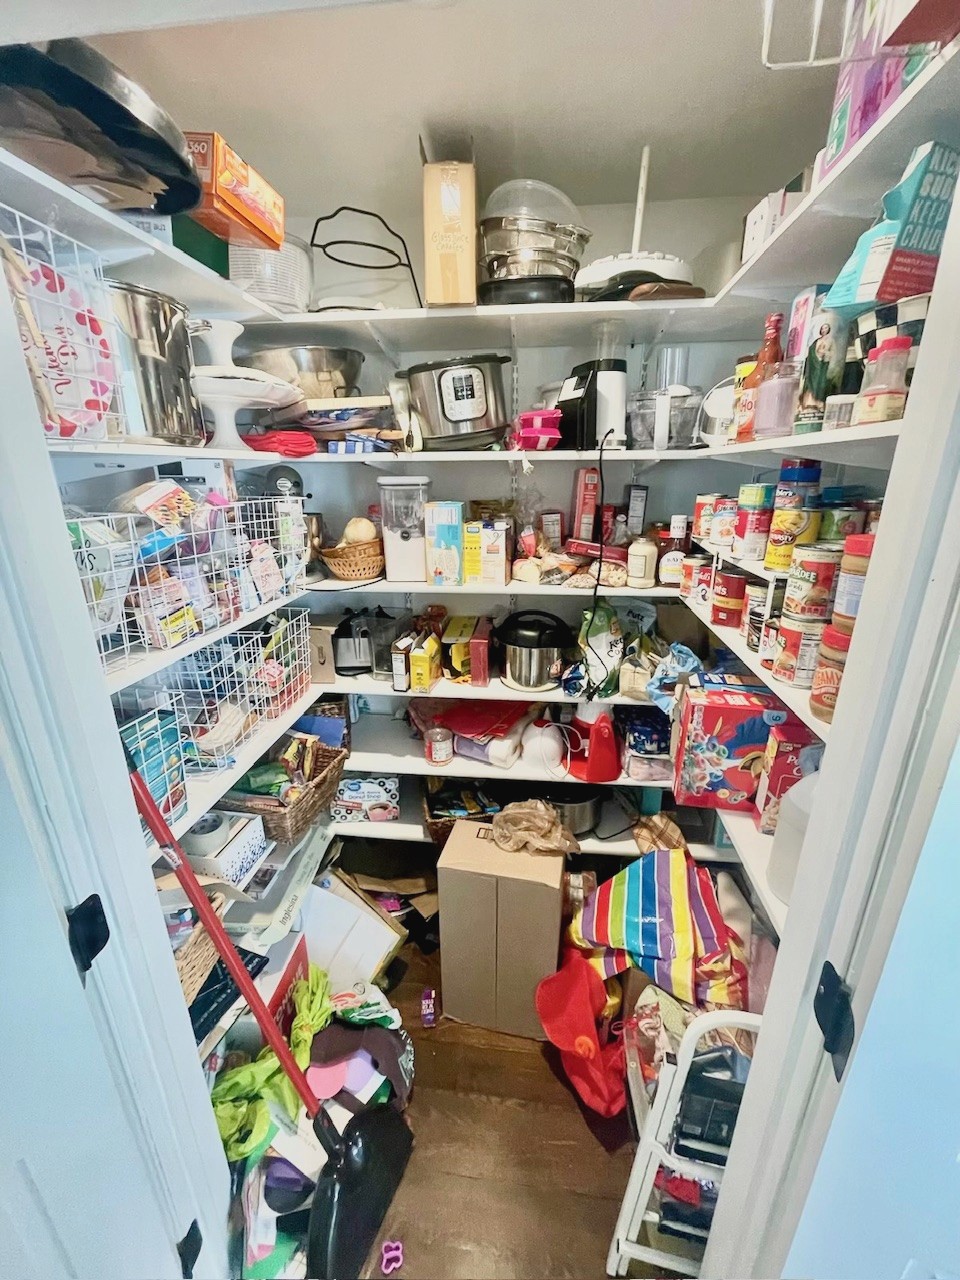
top-left (491, 799), bottom-right (579, 855)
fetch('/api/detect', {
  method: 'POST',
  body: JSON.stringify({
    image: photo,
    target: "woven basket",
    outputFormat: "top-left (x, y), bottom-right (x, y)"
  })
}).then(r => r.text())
top-left (175, 893), bottom-right (227, 1007)
top-left (421, 792), bottom-right (494, 850)
top-left (222, 743), bottom-right (348, 844)
top-left (320, 538), bottom-right (385, 581)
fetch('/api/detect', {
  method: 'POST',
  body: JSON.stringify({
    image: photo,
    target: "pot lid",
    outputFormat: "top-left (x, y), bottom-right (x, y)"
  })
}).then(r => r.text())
top-left (497, 610), bottom-right (572, 648)
top-left (402, 353), bottom-right (510, 377)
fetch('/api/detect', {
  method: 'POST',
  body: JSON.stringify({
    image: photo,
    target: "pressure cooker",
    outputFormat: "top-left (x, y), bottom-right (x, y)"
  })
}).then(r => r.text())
top-left (493, 610), bottom-right (573, 691)
top-left (393, 353), bottom-right (511, 450)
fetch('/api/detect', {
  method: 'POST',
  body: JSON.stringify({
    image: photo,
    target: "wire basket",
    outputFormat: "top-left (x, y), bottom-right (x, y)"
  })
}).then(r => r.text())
top-left (228, 235), bottom-right (313, 313)
top-left (320, 538), bottom-right (385, 581)
top-left (116, 704), bottom-right (189, 838)
top-left (0, 199), bottom-right (130, 441)
top-left (69, 496), bottom-right (307, 677)
top-left (234, 607), bottom-right (313, 720)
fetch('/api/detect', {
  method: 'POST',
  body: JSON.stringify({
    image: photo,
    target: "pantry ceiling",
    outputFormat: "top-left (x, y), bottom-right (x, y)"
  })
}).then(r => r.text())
top-left (92, 0), bottom-right (839, 216)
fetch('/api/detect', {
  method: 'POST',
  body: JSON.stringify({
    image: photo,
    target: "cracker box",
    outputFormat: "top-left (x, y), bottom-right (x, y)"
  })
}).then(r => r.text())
top-left (755, 724), bottom-right (825, 835)
top-left (441, 615), bottom-right (478, 681)
top-left (425, 501), bottom-right (464, 586)
top-left (672, 684), bottom-right (793, 811)
top-left (463, 519), bottom-right (512, 587)
top-left (409, 629), bottom-right (441, 693)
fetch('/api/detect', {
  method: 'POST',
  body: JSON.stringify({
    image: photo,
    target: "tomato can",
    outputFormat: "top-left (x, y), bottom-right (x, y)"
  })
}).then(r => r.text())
top-left (740, 583), bottom-right (767, 647)
top-left (759, 618), bottom-right (780, 669)
top-left (679, 554), bottom-right (711, 600)
top-left (819, 505), bottom-right (867, 543)
top-left (764, 507), bottom-right (822, 572)
top-left (772, 615), bottom-right (825, 688)
top-left (732, 505), bottom-right (773, 562)
top-left (709, 497), bottom-right (738, 548)
top-left (783, 543), bottom-right (843, 619)
top-left (711, 570), bottom-right (747, 626)
top-left (693, 493), bottom-right (723, 540)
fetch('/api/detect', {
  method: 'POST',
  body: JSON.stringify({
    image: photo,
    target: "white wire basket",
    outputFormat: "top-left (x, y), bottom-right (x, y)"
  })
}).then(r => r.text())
top-left (0, 199), bottom-right (130, 441)
top-left (228, 235), bottom-right (313, 313)
top-left (116, 702), bottom-right (189, 837)
top-left (116, 607), bottom-right (311, 778)
top-left (68, 496), bottom-right (308, 676)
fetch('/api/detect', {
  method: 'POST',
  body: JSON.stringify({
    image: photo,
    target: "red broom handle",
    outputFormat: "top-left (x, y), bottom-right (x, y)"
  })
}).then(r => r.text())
top-left (130, 769), bottom-right (320, 1118)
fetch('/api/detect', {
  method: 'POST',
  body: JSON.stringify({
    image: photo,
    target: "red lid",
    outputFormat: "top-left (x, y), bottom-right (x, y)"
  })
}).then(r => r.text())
top-left (822, 625), bottom-right (851, 652)
top-left (844, 532), bottom-right (876, 557)
top-left (878, 335), bottom-right (913, 353)
top-left (866, 348), bottom-right (879, 361)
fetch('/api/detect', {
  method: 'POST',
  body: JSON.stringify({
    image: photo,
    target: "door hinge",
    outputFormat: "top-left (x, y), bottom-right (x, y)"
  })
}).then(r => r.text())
top-left (814, 960), bottom-right (855, 1081)
top-left (177, 1219), bottom-right (202, 1278)
top-left (65, 893), bottom-right (110, 985)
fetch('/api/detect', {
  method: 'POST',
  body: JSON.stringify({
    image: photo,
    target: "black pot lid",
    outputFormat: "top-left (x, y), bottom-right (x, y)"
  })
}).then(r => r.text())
top-left (496, 610), bottom-right (572, 648)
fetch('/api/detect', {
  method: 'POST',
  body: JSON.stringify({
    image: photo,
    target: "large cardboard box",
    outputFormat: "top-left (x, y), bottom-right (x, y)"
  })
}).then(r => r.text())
top-left (421, 139), bottom-right (476, 306)
top-left (438, 821), bottom-right (563, 1039)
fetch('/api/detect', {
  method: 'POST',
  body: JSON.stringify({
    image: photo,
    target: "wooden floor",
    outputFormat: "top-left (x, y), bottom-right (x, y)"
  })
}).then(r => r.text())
top-left (361, 945), bottom-right (638, 1280)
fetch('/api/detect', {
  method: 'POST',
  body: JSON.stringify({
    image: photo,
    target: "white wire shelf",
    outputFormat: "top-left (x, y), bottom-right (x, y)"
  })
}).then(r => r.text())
top-left (684, 594), bottom-right (829, 739)
top-left (345, 712), bottom-right (673, 789)
top-left (715, 811), bottom-right (786, 936)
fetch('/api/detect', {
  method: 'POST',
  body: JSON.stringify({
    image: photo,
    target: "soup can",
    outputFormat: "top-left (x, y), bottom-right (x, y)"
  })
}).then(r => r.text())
top-left (819, 505), bottom-right (867, 543)
top-left (693, 561), bottom-right (714, 606)
top-left (737, 482), bottom-right (776, 510)
top-left (740, 583), bottom-right (767, 647)
top-left (772, 615), bottom-right (826, 688)
top-left (710, 497), bottom-right (738, 548)
top-left (759, 618), bottom-right (780, 669)
top-left (732, 505), bottom-right (773, 562)
top-left (764, 507), bottom-right (822, 572)
top-left (680, 554), bottom-right (711, 600)
top-left (711, 570), bottom-right (747, 626)
top-left (783, 543), bottom-right (843, 619)
top-left (693, 493), bottom-right (723, 540)
top-left (861, 498), bottom-right (883, 535)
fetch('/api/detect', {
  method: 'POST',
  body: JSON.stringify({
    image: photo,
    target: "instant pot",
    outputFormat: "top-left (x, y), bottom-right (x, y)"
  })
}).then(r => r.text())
top-left (393, 353), bottom-right (511, 450)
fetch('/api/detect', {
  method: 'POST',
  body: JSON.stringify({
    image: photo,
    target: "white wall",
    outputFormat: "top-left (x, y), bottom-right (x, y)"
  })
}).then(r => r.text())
top-left (287, 194), bottom-right (751, 309)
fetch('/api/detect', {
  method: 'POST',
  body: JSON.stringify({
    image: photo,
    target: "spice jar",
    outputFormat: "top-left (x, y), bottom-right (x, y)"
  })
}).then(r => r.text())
top-left (810, 625), bottom-right (852, 723)
top-left (627, 535), bottom-right (658, 589)
top-left (424, 726), bottom-right (453, 766)
top-left (852, 336), bottom-right (912, 425)
top-left (832, 533), bottom-right (875, 635)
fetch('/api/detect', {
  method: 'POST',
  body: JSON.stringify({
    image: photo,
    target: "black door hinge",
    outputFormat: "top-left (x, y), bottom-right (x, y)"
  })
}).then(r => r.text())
top-left (814, 960), bottom-right (855, 1081)
top-left (65, 893), bottom-right (110, 985)
top-left (177, 1219), bottom-right (202, 1278)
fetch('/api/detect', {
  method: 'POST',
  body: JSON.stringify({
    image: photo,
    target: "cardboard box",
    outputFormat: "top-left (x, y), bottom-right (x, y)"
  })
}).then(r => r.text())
top-left (309, 618), bottom-right (338, 685)
top-left (184, 131), bottom-right (284, 249)
top-left (331, 775), bottom-right (401, 823)
top-left (182, 812), bottom-right (269, 886)
top-left (421, 139), bottom-right (476, 306)
top-left (741, 190), bottom-right (804, 263)
top-left (470, 617), bottom-right (492, 688)
top-left (409, 629), bottom-right (442, 692)
top-left (441, 615), bottom-right (478, 681)
top-left (571, 468), bottom-right (600, 541)
top-left (425, 501), bottom-right (464, 585)
top-left (755, 724), bottom-right (824, 835)
top-left (438, 822), bottom-right (563, 1038)
top-left (463, 518), bottom-right (512, 587)
top-left (672, 684), bottom-right (797, 811)
top-left (390, 631), bottom-right (417, 692)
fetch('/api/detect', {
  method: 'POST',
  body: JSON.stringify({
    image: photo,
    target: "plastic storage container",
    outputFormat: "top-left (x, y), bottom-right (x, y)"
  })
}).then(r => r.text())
top-left (377, 476), bottom-right (431, 582)
top-left (228, 235), bottom-right (313, 313)
top-left (628, 389), bottom-right (703, 450)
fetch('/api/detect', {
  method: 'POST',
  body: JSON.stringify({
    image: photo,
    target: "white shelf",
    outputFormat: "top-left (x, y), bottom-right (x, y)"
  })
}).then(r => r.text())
top-left (104, 590), bottom-right (309, 695)
top-left (316, 670), bottom-right (653, 706)
top-left (48, 439), bottom-right (288, 467)
top-left (698, 422), bottom-right (901, 471)
top-left (716, 811), bottom-right (786, 937)
top-left (684, 595), bottom-right (829, 740)
top-left (345, 713), bottom-right (672, 789)
top-left (0, 147), bottom-right (281, 322)
top-left (692, 538), bottom-right (787, 584)
top-left (169, 683), bottom-right (320, 840)
top-left (306, 575), bottom-right (678, 600)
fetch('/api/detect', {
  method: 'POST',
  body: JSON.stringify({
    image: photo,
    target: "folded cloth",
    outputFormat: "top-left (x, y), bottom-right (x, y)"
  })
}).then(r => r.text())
top-left (245, 430), bottom-right (318, 457)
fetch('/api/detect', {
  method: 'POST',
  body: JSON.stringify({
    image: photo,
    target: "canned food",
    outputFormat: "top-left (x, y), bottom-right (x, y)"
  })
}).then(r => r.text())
top-left (710, 497), bottom-right (738, 548)
top-left (737, 482), bottom-right (776, 510)
top-left (764, 507), bottom-right (822, 572)
top-left (693, 493), bottom-right (723, 540)
top-left (759, 618), bottom-right (780, 669)
top-left (740, 583), bottom-right (766, 646)
top-left (679, 554), bottom-right (711, 600)
top-left (782, 543), bottom-right (843, 619)
top-left (693, 561), bottom-right (714, 606)
top-left (711, 570), bottom-right (747, 626)
top-left (732, 506), bottom-right (773, 562)
top-left (819, 506), bottom-right (867, 543)
top-left (861, 498), bottom-right (883, 535)
top-left (772, 615), bottom-right (826, 688)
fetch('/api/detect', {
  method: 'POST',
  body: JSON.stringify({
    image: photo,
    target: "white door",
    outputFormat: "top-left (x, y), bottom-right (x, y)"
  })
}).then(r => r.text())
top-left (0, 760), bottom-right (182, 1280)
top-left (783, 738), bottom-right (960, 1280)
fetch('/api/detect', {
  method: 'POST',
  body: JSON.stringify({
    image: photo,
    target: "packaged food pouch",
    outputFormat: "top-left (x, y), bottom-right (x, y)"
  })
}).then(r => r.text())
top-left (577, 600), bottom-right (624, 696)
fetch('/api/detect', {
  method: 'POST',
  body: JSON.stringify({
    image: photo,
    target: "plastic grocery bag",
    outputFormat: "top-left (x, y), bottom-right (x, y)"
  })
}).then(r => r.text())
top-left (491, 799), bottom-right (579, 855)
top-left (577, 600), bottom-right (624, 697)
top-left (646, 643), bottom-right (702, 714)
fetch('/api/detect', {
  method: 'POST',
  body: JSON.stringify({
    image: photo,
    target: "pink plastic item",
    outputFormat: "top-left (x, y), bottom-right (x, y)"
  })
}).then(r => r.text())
top-left (381, 1240), bottom-right (404, 1275)
top-left (511, 408), bottom-right (562, 451)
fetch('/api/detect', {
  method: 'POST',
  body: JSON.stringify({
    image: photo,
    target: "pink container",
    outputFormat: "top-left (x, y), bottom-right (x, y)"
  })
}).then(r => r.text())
top-left (512, 408), bottom-right (563, 451)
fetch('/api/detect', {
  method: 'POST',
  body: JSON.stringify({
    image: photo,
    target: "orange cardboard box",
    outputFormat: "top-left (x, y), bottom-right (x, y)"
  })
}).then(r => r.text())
top-left (184, 131), bottom-right (284, 249)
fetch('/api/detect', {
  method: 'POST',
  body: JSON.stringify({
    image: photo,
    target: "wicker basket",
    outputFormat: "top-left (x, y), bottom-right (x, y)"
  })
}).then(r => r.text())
top-left (421, 792), bottom-right (494, 850)
top-left (175, 893), bottom-right (227, 1007)
top-left (320, 538), bottom-right (385, 581)
top-left (222, 742), bottom-right (348, 844)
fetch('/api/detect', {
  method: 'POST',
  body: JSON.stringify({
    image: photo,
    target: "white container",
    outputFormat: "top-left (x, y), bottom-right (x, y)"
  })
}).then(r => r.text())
top-left (768, 771), bottom-right (819, 905)
top-left (377, 476), bottom-right (430, 582)
top-left (627, 536), bottom-right (658, 589)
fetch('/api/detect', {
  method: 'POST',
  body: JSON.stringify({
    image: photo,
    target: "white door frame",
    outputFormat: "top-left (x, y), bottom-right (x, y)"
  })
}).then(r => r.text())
top-left (0, 285), bottom-right (230, 1274)
top-left (704, 182), bottom-right (960, 1276)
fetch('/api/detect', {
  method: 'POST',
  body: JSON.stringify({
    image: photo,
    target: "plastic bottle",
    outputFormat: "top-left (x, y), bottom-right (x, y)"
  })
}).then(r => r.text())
top-left (831, 533), bottom-right (875, 634)
top-left (735, 313), bottom-right (784, 443)
top-left (627, 535), bottom-right (658, 589)
top-left (852, 336), bottom-right (911, 425)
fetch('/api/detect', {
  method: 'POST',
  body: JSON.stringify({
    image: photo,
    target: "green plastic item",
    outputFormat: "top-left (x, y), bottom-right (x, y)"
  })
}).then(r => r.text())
top-left (173, 214), bottom-right (229, 278)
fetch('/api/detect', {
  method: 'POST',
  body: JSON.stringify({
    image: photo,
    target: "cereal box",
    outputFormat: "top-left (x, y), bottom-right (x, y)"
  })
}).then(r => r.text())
top-left (755, 724), bottom-right (824, 835)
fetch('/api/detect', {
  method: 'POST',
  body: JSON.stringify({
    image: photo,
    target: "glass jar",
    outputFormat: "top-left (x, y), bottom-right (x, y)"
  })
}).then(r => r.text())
top-left (831, 533), bottom-right (875, 634)
top-left (627, 536), bottom-right (658, 589)
top-left (810, 625), bottom-right (851, 723)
